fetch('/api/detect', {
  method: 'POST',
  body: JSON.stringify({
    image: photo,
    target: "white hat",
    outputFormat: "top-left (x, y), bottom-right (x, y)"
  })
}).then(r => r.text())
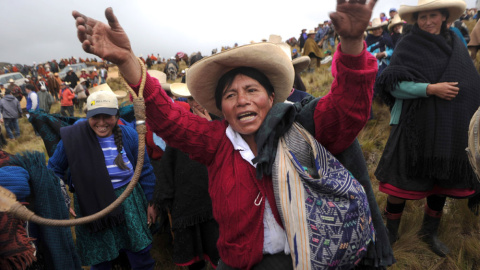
top-left (148, 70), bottom-right (171, 91)
top-left (388, 14), bottom-right (406, 31)
top-left (86, 90), bottom-right (119, 118)
top-left (399, 0), bottom-right (466, 24)
top-left (88, 83), bottom-right (128, 99)
top-left (170, 83), bottom-right (192, 98)
top-left (186, 42), bottom-right (294, 117)
top-left (367, 18), bottom-right (388, 30)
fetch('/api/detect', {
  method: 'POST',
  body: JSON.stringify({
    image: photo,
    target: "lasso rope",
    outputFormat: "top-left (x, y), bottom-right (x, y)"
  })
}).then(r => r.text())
top-left (0, 58), bottom-right (148, 227)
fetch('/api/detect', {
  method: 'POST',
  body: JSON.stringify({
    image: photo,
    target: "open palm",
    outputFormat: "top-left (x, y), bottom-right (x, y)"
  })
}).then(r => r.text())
top-left (330, 0), bottom-right (377, 40)
top-left (73, 8), bottom-right (133, 66)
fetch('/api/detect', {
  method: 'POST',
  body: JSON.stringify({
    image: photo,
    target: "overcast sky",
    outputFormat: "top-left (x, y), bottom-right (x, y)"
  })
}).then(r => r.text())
top-left (1, 0), bottom-right (477, 65)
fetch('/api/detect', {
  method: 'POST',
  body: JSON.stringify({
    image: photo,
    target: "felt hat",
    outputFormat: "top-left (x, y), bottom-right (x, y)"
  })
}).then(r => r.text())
top-left (148, 70), bottom-right (171, 91)
top-left (86, 90), bottom-right (119, 118)
top-left (88, 83), bottom-right (128, 99)
top-left (273, 39), bottom-right (310, 74)
top-left (186, 42), bottom-right (294, 117)
top-left (79, 78), bottom-right (86, 84)
top-left (388, 14), bottom-right (406, 31)
top-left (399, 0), bottom-right (466, 24)
top-left (268, 34), bottom-right (283, 44)
top-left (367, 18), bottom-right (388, 30)
top-left (170, 83), bottom-right (192, 98)
top-left (307, 30), bottom-right (316, 35)
top-left (8, 79), bottom-right (14, 83)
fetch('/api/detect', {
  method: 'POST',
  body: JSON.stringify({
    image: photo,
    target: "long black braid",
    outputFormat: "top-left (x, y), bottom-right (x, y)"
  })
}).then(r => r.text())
top-left (113, 124), bottom-right (130, 170)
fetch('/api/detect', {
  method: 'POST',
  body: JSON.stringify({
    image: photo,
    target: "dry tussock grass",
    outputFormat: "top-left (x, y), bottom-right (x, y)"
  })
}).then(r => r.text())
top-left (4, 29), bottom-right (480, 268)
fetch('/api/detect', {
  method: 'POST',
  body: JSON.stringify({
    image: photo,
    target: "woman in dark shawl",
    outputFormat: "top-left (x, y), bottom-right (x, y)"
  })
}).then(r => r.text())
top-left (374, 0), bottom-right (480, 258)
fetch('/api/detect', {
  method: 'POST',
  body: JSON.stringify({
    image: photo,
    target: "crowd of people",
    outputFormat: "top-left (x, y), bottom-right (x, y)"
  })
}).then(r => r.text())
top-left (2, 0), bottom-right (480, 269)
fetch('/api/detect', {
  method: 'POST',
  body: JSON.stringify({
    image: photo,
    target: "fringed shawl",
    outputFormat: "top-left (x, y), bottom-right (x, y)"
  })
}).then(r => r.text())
top-left (375, 25), bottom-right (480, 192)
top-left (8, 152), bottom-right (82, 270)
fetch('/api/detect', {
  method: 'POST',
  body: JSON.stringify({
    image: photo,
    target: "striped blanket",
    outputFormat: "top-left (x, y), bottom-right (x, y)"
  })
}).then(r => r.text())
top-left (272, 123), bottom-right (374, 270)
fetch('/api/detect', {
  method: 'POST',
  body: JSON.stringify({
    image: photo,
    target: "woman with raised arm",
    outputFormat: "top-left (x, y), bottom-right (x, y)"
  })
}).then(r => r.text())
top-left (73, 1), bottom-right (393, 269)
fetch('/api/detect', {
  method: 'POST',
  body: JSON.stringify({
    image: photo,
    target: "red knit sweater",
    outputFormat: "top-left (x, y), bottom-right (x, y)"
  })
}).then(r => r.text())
top-left (131, 42), bottom-right (377, 269)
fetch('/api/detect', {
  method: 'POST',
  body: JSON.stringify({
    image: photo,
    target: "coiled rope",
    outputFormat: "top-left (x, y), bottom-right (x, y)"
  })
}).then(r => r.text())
top-left (0, 58), bottom-right (148, 227)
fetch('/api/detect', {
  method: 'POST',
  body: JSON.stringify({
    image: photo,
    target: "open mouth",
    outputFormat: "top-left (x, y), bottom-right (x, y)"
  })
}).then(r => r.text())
top-left (95, 126), bottom-right (109, 133)
top-left (238, 112), bottom-right (257, 122)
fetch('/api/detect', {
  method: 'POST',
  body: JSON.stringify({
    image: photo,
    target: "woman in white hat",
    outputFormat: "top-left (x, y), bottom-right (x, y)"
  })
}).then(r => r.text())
top-left (375, 0), bottom-right (480, 257)
top-left (73, 0), bottom-right (395, 269)
top-left (366, 18), bottom-right (393, 79)
top-left (48, 90), bottom-right (157, 269)
top-left (387, 14), bottom-right (406, 47)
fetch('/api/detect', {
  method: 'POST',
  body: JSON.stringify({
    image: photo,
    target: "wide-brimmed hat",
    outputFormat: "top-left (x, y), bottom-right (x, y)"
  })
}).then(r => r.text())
top-left (271, 41), bottom-right (310, 74)
top-left (86, 90), bottom-right (119, 118)
top-left (268, 34), bottom-right (283, 44)
top-left (148, 70), bottom-right (171, 91)
top-left (170, 83), bottom-right (192, 98)
top-left (8, 79), bottom-right (14, 83)
top-left (79, 78), bottom-right (86, 84)
top-left (186, 42), bottom-right (294, 117)
top-left (307, 30), bottom-right (316, 35)
top-left (367, 18), bottom-right (388, 30)
top-left (88, 83), bottom-right (128, 99)
top-left (399, 0), bottom-right (466, 24)
top-left (388, 14), bottom-right (406, 31)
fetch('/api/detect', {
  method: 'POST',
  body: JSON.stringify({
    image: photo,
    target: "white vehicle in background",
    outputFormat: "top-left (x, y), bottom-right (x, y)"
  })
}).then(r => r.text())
top-left (58, 63), bottom-right (96, 80)
top-left (0, 72), bottom-right (26, 88)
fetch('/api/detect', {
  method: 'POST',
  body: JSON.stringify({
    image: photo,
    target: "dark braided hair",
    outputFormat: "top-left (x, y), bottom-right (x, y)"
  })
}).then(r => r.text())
top-left (113, 124), bottom-right (130, 170)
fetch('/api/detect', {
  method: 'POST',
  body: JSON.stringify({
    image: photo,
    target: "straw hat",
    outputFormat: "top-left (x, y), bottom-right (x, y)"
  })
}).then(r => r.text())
top-left (148, 70), bottom-right (170, 91)
top-left (88, 83), bottom-right (128, 99)
top-left (388, 14), bottom-right (406, 31)
top-left (268, 34), bottom-right (283, 43)
top-left (276, 42), bottom-right (311, 74)
top-left (366, 18), bottom-right (388, 30)
top-left (399, 0), bottom-right (466, 24)
top-left (170, 83), bottom-right (192, 98)
top-left (186, 42), bottom-right (294, 117)
top-left (79, 78), bottom-right (86, 84)
top-left (307, 30), bottom-right (316, 35)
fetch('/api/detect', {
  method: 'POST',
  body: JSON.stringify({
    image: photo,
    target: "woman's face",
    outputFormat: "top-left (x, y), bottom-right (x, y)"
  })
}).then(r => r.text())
top-left (393, 24), bottom-right (403, 34)
top-left (221, 74), bottom-right (274, 139)
top-left (88, 114), bottom-right (118, 137)
top-left (372, 27), bottom-right (383, 37)
top-left (417, 10), bottom-right (446, 35)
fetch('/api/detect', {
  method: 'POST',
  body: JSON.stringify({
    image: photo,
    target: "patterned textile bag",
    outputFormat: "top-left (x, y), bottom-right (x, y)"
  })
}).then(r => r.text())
top-left (466, 106), bottom-right (480, 183)
top-left (272, 123), bottom-right (374, 270)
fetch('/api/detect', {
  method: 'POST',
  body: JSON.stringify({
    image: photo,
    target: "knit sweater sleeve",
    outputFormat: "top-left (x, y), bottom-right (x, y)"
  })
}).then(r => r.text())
top-left (313, 41), bottom-right (377, 155)
top-left (128, 73), bottom-right (225, 165)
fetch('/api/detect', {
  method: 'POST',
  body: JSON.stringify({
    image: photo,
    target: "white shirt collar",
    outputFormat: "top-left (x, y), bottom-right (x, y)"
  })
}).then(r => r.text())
top-left (225, 125), bottom-right (256, 167)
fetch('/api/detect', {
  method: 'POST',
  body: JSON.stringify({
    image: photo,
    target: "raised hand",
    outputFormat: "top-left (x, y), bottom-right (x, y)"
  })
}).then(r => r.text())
top-left (330, 0), bottom-right (378, 54)
top-left (73, 8), bottom-right (141, 84)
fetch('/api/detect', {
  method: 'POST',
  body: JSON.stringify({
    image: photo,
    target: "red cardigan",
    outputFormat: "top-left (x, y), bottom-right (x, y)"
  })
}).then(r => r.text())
top-left (132, 42), bottom-right (377, 269)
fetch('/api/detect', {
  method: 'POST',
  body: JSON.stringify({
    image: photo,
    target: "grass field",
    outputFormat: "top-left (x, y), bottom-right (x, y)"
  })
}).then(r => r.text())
top-left (4, 19), bottom-right (480, 269)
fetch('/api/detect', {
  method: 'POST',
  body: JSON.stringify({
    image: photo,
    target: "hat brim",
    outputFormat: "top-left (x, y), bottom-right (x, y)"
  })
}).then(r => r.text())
top-left (399, 0), bottom-right (466, 24)
top-left (292, 56), bottom-right (310, 73)
top-left (186, 43), bottom-right (294, 117)
top-left (170, 83), bottom-right (192, 98)
top-left (366, 21), bottom-right (388, 31)
top-left (86, 107), bottom-right (118, 118)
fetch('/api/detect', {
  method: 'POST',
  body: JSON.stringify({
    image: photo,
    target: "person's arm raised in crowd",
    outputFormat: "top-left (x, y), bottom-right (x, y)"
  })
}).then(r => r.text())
top-left (73, 8), bottom-right (141, 85)
top-left (330, 0), bottom-right (377, 55)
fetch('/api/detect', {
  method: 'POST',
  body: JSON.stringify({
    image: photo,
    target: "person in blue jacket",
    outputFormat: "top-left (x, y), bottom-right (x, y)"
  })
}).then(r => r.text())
top-left (47, 90), bottom-right (156, 270)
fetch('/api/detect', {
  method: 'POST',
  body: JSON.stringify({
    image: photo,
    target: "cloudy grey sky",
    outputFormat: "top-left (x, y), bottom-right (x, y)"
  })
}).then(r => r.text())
top-left (1, 0), bottom-right (477, 65)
